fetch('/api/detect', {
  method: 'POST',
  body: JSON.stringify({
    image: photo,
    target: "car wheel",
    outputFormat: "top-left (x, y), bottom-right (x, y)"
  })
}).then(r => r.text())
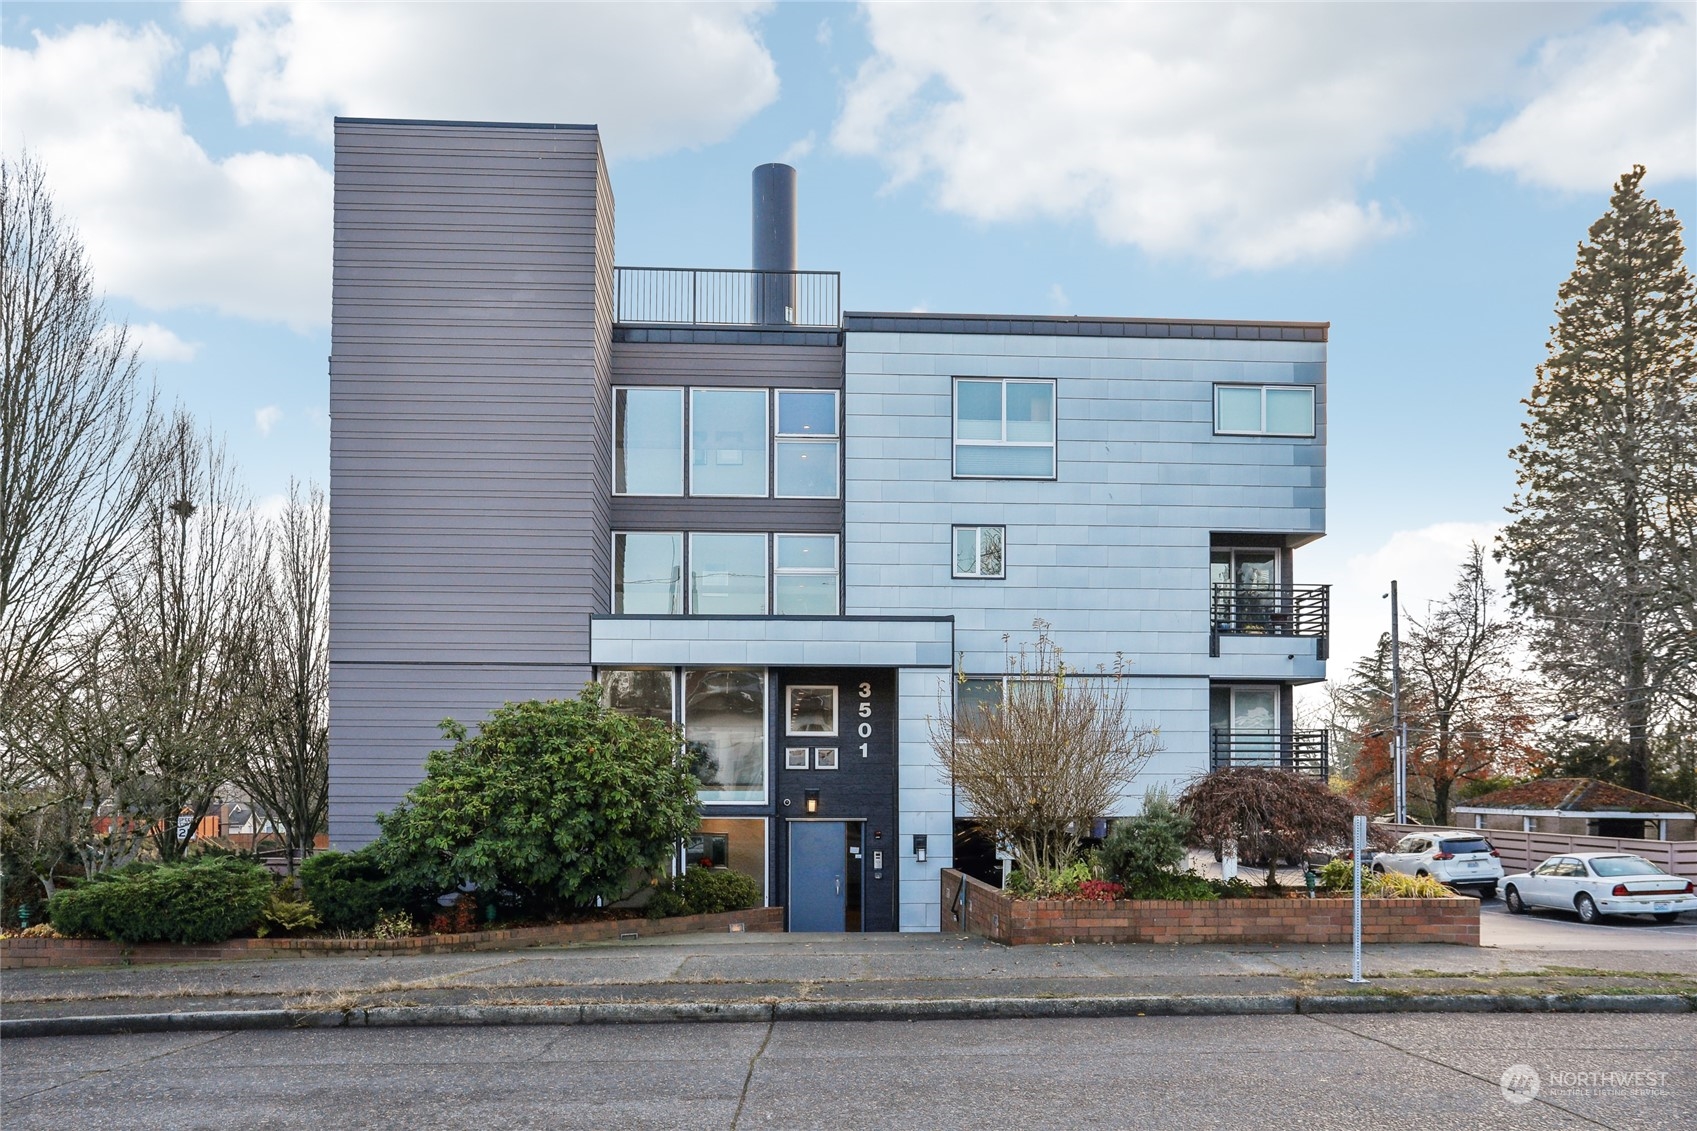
top-left (1416, 870), bottom-right (1429, 878)
top-left (1504, 886), bottom-right (1526, 914)
top-left (1575, 893), bottom-right (1602, 924)
top-left (1653, 912), bottom-right (1679, 924)
top-left (1372, 864), bottom-right (1385, 874)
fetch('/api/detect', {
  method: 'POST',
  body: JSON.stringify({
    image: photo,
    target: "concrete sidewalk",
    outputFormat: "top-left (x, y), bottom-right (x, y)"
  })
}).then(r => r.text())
top-left (4, 931), bottom-right (1695, 1035)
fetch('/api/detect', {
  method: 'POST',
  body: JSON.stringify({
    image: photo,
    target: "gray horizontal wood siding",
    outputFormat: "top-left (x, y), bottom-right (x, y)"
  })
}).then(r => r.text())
top-left (329, 119), bottom-right (614, 844)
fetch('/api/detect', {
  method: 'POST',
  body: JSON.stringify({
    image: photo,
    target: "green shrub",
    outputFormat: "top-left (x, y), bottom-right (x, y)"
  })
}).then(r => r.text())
top-left (1099, 789), bottom-right (1192, 889)
top-left (1005, 858), bottom-right (1093, 899)
top-left (47, 857), bottom-right (272, 944)
top-left (1317, 858), bottom-right (1358, 892)
top-left (1209, 875), bottom-right (1256, 899)
top-left (646, 868), bottom-right (761, 920)
top-left (299, 848), bottom-right (410, 932)
top-left (1124, 870), bottom-right (1219, 901)
top-left (373, 909), bottom-right (417, 939)
top-left (1367, 871), bottom-right (1453, 899)
top-left (376, 691), bottom-right (700, 915)
top-left (255, 885), bottom-right (322, 938)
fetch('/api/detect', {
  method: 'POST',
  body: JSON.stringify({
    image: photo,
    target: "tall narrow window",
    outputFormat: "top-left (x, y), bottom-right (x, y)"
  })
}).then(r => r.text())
top-left (614, 388), bottom-right (683, 495)
top-left (773, 534), bottom-right (839, 615)
top-left (1213, 385), bottom-right (1316, 437)
top-left (953, 526), bottom-right (1005, 579)
top-left (689, 533), bottom-right (767, 614)
top-left (690, 389), bottom-right (768, 496)
top-left (774, 390), bottom-right (840, 498)
top-left (613, 532), bottom-right (682, 614)
top-left (953, 378), bottom-right (1056, 478)
top-left (686, 669), bottom-right (766, 804)
top-left (599, 669), bottom-right (674, 720)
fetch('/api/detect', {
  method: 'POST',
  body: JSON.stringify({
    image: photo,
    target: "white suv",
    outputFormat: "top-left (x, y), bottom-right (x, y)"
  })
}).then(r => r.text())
top-left (1373, 833), bottom-right (1504, 898)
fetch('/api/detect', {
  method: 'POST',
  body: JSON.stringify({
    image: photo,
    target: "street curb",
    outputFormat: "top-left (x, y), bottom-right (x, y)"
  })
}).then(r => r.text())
top-left (4, 992), bottom-right (1692, 1038)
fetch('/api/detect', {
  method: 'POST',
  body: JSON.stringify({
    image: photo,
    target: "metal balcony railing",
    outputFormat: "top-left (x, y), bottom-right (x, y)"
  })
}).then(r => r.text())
top-left (1209, 583), bottom-right (1330, 660)
top-left (615, 267), bottom-right (842, 328)
top-left (1209, 729), bottom-right (1330, 779)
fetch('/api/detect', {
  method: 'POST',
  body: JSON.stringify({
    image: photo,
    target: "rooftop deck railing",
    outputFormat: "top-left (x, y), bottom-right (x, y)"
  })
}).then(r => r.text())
top-left (615, 267), bottom-right (841, 328)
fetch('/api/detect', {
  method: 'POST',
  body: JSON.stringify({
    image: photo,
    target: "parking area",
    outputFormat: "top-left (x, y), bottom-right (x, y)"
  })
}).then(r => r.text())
top-left (1479, 894), bottom-right (1697, 951)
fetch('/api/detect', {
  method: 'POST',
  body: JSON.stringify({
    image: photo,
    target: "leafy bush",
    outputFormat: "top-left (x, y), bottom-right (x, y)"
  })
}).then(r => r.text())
top-left (429, 895), bottom-right (481, 935)
top-left (1366, 872), bottom-right (1453, 899)
top-left (1006, 858), bottom-right (1094, 899)
top-left (1209, 876), bottom-right (1256, 899)
top-left (47, 856), bottom-right (272, 944)
top-left (646, 868), bottom-right (761, 920)
top-left (1127, 870), bottom-right (1219, 901)
top-left (376, 691), bottom-right (700, 915)
top-left (1099, 789), bottom-right (1191, 889)
top-left (373, 909), bottom-right (417, 939)
top-left (1076, 880), bottom-right (1124, 902)
top-left (1317, 858), bottom-right (1358, 892)
top-left (255, 885), bottom-right (322, 938)
top-left (298, 848), bottom-right (412, 932)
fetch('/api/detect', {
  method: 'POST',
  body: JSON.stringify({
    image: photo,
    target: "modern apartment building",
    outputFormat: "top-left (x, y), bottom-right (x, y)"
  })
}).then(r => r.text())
top-left (328, 118), bottom-right (1330, 932)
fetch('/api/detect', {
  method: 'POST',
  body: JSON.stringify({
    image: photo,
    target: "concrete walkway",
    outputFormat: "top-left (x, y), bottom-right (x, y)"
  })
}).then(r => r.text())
top-left (4, 929), bottom-right (1694, 1035)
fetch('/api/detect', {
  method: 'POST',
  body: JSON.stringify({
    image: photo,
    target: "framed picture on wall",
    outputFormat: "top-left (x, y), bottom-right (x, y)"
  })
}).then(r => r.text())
top-left (785, 747), bottom-right (810, 770)
top-left (813, 747), bottom-right (839, 770)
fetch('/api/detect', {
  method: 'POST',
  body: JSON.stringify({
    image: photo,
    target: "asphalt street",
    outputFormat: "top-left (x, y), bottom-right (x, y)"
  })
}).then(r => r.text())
top-left (3, 1013), bottom-right (1690, 1130)
top-left (1479, 894), bottom-right (1697, 951)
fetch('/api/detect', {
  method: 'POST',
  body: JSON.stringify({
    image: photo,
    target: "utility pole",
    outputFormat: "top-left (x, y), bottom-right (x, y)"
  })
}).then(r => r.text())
top-left (1389, 579), bottom-right (1406, 825)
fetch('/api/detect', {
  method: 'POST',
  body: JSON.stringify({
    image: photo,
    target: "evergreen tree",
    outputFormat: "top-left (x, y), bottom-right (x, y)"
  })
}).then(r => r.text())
top-left (1499, 166), bottom-right (1697, 792)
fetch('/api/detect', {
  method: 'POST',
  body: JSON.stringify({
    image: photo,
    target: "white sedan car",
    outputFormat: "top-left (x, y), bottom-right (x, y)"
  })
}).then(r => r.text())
top-left (1502, 853), bottom-right (1697, 924)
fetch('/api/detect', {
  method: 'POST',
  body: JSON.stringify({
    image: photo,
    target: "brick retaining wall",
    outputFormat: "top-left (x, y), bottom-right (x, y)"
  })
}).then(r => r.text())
top-left (941, 871), bottom-right (1477, 946)
top-left (0, 906), bottom-right (784, 970)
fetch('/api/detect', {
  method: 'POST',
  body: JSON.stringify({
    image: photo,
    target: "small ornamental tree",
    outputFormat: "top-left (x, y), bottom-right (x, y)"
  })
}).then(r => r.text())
top-left (374, 688), bottom-right (700, 914)
top-left (1177, 768), bottom-right (1358, 887)
top-left (929, 622), bottom-right (1162, 885)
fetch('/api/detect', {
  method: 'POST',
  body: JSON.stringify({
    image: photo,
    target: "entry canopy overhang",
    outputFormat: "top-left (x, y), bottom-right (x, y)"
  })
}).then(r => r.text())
top-left (590, 615), bottom-right (954, 668)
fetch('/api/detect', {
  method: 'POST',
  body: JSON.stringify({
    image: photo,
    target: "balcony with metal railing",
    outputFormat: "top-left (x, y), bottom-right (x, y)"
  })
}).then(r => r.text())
top-left (1209, 583), bottom-right (1330, 660)
top-left (615, 267), bottom-right (842, 329)
top-left (1209, 729), bottom-right (1330, 779)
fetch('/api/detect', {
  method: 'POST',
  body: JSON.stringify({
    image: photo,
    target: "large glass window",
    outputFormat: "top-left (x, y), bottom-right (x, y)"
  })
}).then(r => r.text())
top-left (1213, 385), bottom-right (1316, 437)
top-left (954, 378), bottom-right (1056, 478)
top-left (685, 669), bottom-right (766, 804)
top-left (691, 818), bottom-right (768, 900)
top-left (953, 526), bottom-right (1005, 579)
top-left (775, 391), bottom-right (839, 498)
top-left (690, 389), bottom-right (768, 496)
top-left (614, 532), bottom-right (682, 614)
top-left (689, 533), bottom-right (767, 615)
top-left (614, 388), bottom-right (683, 495)
top-left (773, 534), bottom-right (838, 615)
top-left (599, 668), bottom-right (674, 720)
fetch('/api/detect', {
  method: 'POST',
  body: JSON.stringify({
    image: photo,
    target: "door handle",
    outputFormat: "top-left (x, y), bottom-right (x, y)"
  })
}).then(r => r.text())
top-left (835, 876), bottom-right (842, 896)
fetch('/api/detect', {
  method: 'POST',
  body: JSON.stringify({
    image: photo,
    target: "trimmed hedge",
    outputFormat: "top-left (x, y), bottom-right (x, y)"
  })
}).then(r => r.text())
top-left (298, 848), bottom-right (406, 932)
top-left (47, 857), bottom-right (272, 945)
top-left (646, 868), bottom-right (761, 920)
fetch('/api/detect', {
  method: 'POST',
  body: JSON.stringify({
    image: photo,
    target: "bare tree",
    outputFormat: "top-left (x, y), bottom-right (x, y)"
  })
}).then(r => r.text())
top-left (107, 411), bottom-right (266, 861)
top-left (235, 480), bottom-right (329, 872)
top-left (0, 152), bottom-right (158, 735)
top-left (929, 622), bottom-right (1161, 883)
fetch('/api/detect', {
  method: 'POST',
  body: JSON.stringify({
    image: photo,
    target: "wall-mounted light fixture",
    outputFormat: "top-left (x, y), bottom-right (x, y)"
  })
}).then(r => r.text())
top-left (913, 834), bottom-right (928, 864)
top-left (804, 789), bottom-right (819, 815)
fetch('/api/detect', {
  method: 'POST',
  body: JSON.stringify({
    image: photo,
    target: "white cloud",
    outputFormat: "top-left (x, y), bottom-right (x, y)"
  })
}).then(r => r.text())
top-left (1462, 10), bottom-right (1696, 191)
top-left (2, 21), bottom-right (332, 329)
top-left (182, 1), bottom-right (779, 158)
top-left (1047, 283), bottom-right (1069, 313)
top-left (254, 404), bottom-right (282, 436)
top-left (780, 132), bottom-right (816, 163)
top-left (305, 406), bottom-right (330, 432)
top-left (832, 3), bottom-right (1604, 269)
top-left (128, 321), bottom-right (202, 363)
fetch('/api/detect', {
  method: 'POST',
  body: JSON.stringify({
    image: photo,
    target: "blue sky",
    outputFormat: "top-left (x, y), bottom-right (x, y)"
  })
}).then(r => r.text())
top-left (4, 1), bottom-right (1694, 676)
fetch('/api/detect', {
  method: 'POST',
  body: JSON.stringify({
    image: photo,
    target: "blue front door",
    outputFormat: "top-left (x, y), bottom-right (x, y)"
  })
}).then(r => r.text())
top-left (789, 821), bottom-right (847, 932)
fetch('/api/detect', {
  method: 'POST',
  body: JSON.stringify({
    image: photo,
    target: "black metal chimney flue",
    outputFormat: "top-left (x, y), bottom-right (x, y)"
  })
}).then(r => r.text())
top-left (752, 163), bottom-right (797, 325)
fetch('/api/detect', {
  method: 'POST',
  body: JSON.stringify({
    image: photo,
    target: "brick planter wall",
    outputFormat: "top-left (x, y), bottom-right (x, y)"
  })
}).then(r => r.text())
top-left (0, 906), bottom-right (784, 970)
top-left (941, 871), bottom-right (1478, 946)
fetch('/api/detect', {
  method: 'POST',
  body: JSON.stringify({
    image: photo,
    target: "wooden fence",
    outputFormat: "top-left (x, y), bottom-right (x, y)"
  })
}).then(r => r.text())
top-left (1381, 823), bottom-right (1697, 876)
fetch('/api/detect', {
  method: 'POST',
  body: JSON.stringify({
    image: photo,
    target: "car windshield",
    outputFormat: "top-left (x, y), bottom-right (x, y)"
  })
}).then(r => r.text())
top-left (1586, 856), bottom-right (1666, 877)
top-left (1439, 838), bottom-right (1492, 854)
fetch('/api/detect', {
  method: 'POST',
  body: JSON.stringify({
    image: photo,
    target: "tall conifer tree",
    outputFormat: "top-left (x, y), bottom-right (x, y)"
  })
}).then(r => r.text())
top-left (1500, 166), bottom-right (1697, 791)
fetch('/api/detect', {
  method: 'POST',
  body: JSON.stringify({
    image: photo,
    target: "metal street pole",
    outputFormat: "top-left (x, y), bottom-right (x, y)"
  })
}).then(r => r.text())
top-left (1390, 579), bottom-right (1406, 825)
